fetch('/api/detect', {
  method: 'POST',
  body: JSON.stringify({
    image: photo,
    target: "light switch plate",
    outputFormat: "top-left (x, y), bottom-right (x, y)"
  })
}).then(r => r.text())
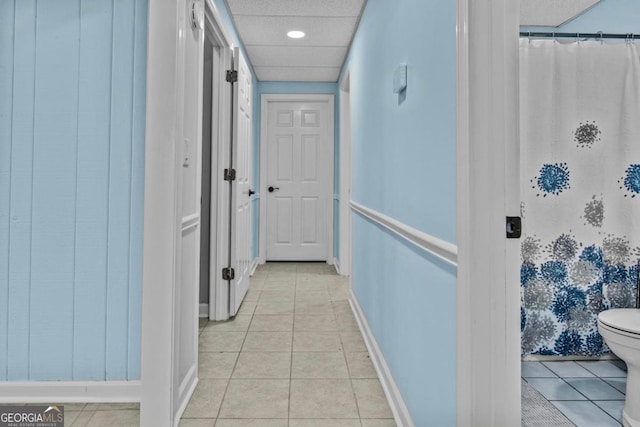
top-left (393, 64), bottom-right (407, 94)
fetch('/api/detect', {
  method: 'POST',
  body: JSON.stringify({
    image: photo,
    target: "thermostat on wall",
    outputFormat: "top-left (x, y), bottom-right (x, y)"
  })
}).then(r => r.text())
top-left (393, 64), bottom-right (407, 93)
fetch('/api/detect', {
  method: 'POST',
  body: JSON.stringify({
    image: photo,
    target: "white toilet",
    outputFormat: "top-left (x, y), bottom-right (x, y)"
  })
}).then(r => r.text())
top-left (598, 309), bottom-right (640, 427)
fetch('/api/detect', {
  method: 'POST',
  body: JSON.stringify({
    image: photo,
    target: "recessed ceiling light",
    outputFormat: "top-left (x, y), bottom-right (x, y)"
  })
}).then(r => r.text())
top-left (287, 30), bottom-right (305, 39)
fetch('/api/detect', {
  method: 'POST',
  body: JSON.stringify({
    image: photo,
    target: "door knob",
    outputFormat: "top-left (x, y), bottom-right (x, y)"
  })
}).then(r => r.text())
top-left (268, 186), bottom-right (280, 193)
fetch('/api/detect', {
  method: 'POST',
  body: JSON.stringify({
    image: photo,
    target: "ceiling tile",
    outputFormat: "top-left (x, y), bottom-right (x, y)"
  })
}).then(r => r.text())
top-left (521, 0), bottom-right (601, 26)
top-left (246, 46), bottom-right (347, 68)
top-left (234, 16), bottom-right (357, 47)
top-left (227, 0), bottom-right (365, 17)
top-left (255, 66), bottom-right (341, 82)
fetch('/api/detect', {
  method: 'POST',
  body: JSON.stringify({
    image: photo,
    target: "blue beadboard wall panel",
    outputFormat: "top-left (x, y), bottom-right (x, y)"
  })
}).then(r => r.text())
top-left (1, 0), bottom-right (146, 381)
top-left (28, 0), bottom-right (81, 381)
top-left (127, 0), bottom-right (147, 380)
top-left (105, 0), bottom-right (135, 381)
top-left (72, 0), bottom-right (113, 380)
top-left (0, 0), bottom-right (15, 382)
top-left (7, 0), bottom-right (37, 381)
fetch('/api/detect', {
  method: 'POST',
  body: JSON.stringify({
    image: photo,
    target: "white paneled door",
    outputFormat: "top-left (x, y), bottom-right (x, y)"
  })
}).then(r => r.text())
top-left (264, 97), bottom-right (333, 261)
top-left (173, 0), bottom-right (203, 421)
top-left (228, 47), bottom-right (252, 316)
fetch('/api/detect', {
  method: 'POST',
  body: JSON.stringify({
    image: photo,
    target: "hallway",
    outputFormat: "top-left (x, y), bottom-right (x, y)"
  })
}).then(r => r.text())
top-left (181, 262), bottom-right (395, 426)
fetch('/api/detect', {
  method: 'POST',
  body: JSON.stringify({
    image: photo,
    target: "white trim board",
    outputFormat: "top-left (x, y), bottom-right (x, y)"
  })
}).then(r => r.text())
top-left (0, 381), bottom-right (140, 403)
top-left (205, 0), bottom-right (234, 323)
top-left (455, 0), bottom-right (521, 424)
top-left (141, 0), bottom-right (235, 424)
top-left (333, 257), bottom-right (341, 275)
top-left (350, 201), bottom-right (457, 267)
top-left (259, 94), bottom-right (335, 263)
top-left (199, 303), bottom-right (209, 318)
top-left (349, 291), bottom-right (415, 427)
top-left (250, 258), bottom-right (259, 276)
top-left (339, 68), bottom-right (352, 277)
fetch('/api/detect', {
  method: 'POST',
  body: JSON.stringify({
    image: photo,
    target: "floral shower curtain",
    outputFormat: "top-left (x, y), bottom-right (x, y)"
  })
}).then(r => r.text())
top-left (520, 39), bottom-right (640, 356)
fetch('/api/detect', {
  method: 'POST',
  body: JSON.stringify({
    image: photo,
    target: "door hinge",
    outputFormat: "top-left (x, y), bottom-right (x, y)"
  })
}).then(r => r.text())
top-left (224, 168), bottom-right (236, 181)
top-left (222, 267), bottom-right (235, 281)
top-left (226, 70), bottom-right (238, 83)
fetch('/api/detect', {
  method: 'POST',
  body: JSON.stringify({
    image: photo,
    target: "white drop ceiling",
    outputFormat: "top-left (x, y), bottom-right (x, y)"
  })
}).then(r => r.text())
top-left (225, 0), bottom-right (367, 82)
top-left (521, 0), bottom-right (601, 27)
top-left (225, 0), bottom-right (600, 82)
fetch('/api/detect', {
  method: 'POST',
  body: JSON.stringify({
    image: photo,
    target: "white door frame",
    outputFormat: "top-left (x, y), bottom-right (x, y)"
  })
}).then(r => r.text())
top-left (142, 0), bottom-right (520, 423)
top-left (338, 70), bottom-right (352, 277)
top-left (259, 94), bottom-right (335, 264)
top-left (141, 0), bottom-right (234, 424)
top-left (455, 0), bottom-right (521, 425)
top-left (228, 46), bottom-right (253, 316)
top-left (202, 0), bottom-right (234, 321)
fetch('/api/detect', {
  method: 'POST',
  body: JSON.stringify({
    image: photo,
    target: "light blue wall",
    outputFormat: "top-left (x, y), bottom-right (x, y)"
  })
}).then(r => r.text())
top-left (353, 216), bottom-right (457, 423)
top-left (0, 0), bottom-right (146, 381)
top-left (522, 0), bottom-right (640, 32)
top-left (256, 82), bottom-right (340, 260)
top-left (340, 0), bottom-right (457, 424)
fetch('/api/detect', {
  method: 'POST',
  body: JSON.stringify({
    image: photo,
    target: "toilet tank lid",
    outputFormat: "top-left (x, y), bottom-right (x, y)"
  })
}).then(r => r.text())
top-left (599, 309), bottom-right (640, 335)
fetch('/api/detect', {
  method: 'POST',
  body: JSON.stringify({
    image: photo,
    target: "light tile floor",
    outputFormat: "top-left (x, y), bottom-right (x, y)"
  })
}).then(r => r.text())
top-left (522, 359), bottom-right (628, 426)
top-left (33, 262), bottom-right (392, 426)
top-left (181, 262), bottom-right (396, 426)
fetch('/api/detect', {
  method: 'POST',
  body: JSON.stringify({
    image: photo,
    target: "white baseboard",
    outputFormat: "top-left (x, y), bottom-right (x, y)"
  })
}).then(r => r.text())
top-left (173, 367), bottom-right (198, 427)
top-left (333, 257), bottom-right (341, 275)
top-left (349, 290), bottom-right (415, 427)
top-left (199, 303), bottom-right (209, 318)
top-left (0, 380), bottom-right (140, 403)
top-left (250, 258), bottom-right (259, 275)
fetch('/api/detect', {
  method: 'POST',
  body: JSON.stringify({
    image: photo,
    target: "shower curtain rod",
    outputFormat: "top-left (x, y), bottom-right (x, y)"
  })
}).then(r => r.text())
top-left (520, 31), bottom-right (639, 40)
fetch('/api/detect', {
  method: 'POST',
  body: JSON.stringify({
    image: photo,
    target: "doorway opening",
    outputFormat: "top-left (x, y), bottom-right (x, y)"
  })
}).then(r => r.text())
top-left (259, 94), bottom-right (335, 264)
top-left (199, 1), bottom-right (233, 321)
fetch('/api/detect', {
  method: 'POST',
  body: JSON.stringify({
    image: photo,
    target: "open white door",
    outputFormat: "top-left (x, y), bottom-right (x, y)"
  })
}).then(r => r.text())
top-left (228, 47), bottom-right (252, 316)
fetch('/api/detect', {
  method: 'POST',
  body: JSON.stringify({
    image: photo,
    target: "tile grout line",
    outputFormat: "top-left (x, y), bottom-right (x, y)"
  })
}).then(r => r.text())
top-left (211, 296), bottom-right (253, 421)
top-left (288, 266), bottom-right (297, 425)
